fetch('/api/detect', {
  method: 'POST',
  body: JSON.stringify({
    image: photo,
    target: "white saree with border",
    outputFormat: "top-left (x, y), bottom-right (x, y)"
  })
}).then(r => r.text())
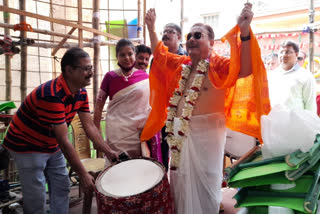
top-left (104, 79), bottom-right (151, 166)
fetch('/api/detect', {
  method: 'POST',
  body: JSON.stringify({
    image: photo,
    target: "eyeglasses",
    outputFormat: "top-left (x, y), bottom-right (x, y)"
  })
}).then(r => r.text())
top-left (297, 57), bottom-right (304, 61)
top-left (73, 65), bottom-right (93, 72)
top-left (161, 29), bottom-right (176, 35)
top-left (186, 32), bottom-right (206, 41)
top-left (279, 50), bottom-right (295, 56)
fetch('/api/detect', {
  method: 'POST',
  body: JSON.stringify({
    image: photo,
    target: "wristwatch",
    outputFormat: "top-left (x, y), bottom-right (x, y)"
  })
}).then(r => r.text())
top-left (240, 34), bottom-right (251, 41)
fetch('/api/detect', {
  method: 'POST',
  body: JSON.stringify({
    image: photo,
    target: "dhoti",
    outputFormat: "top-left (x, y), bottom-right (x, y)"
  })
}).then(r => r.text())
top-left (170, 113), bottom-right (226, 214)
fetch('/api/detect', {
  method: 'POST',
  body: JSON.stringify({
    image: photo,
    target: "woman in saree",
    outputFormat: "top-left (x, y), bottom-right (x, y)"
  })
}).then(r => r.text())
top-left (93, 39), bottom-right (152, 167)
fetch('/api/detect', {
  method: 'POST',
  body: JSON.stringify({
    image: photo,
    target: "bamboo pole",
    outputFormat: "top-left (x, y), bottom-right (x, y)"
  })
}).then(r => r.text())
top-left (143, 0), bottom-right (146, 44)
top-left (51, 27), bottom-right (76, 56)
top-left (309, 0), bottom-right (315, 73)
top-left (0, 6), bottom-right (122, 41)
top-left (0, 22), bottom-right (90, 42)
top-left (3, 0), bottom-right (11, 108)
top-left (78, 0), bottom-right (83, 48)
top-left (93, 0), bottom-right (100, 105)
top-left (0, 33), bottom-right (117, 48)
top-left (35, 1), bottom-right (42, 84)
top-left (137, 0), bottom-right (142, 40)
top-left (50, 0), bottom-right (56, 79)
top-left (19, 0), bottom-right (27, 101)
top-left (3, 0), bottom-right (11, 180)
top-left (0, 22), bottom-right (141, 44)
top-left (31, 41), bottom-right (115, 49)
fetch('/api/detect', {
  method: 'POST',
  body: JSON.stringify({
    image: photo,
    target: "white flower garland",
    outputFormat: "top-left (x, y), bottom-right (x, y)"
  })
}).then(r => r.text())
top-left (166, 59), bottom-right (209, 170)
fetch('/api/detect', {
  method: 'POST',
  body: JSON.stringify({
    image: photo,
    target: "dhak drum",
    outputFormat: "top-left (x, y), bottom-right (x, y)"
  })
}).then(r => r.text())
top-left (224, 128), bottom-right (256, 160)
top-left (95, 157), bottom-right (173, 214)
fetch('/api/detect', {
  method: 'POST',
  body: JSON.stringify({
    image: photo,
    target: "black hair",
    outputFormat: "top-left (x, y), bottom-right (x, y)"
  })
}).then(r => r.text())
top-left (164, 23), bottom-right (182, 36)
top-left (116, 39), bottom-right (135, 56)
top-left (135, 44), bottom-right (152, 56)
top-left (280, 40), bottom-right (299, 53)
top-left (61, 47), bottom-right (89, 73)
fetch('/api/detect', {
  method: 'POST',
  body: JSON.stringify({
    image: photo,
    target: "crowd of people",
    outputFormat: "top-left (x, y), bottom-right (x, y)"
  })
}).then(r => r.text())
top-left (2, 2), bottom-right (320, 214)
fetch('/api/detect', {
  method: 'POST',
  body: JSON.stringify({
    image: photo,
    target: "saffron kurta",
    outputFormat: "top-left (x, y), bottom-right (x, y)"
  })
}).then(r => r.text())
top-left (141, 25), bottom-right (270, 142)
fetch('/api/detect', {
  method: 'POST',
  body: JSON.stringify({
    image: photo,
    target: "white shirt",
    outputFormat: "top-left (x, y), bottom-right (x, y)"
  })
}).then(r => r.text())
top-left (267, 63), bottom-right (317, 113)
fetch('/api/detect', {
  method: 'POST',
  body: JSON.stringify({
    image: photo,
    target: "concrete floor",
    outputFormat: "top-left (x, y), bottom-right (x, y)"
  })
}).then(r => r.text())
top-left (69, 187), bottom-right (240, 214)
top-left (0, 181), bottom-right (240, 213)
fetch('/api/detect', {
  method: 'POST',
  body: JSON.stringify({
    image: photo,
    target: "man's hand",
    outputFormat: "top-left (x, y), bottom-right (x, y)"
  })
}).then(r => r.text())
top-left (79, 172), bottom-right (95, 195)
top-left (145, 8), bottom-right (156, 32)
top-left (104, 145), bottom-right (119, 162)
top-left (237, 3), bottom-right (253, 36)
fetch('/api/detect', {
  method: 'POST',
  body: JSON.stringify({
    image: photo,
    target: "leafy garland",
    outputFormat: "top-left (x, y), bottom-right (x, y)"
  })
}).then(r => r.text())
top-left (165, 59), bottom-right (209, 170)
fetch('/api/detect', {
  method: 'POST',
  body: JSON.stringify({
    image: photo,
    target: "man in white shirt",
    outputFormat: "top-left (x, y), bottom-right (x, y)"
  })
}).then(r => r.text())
top-left (266, 53), bottom-right (279, 71)
top-left (267, 40), bottom-right (317, 113)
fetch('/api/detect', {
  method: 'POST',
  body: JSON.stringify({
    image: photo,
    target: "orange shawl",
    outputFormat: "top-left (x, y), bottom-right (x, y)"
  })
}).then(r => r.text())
top-left (140, 25), bottom-right (270, 141)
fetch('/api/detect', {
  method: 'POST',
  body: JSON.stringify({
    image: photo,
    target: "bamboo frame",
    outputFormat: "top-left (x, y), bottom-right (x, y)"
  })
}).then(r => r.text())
top-left (0, 1), bottom-right (142, 106)
top-left (19, 0), bottom-right (27, 101)
top-left (31, 41), bottom-right (116, 48)
top-left (4, 0), bottom-right (11, 110)
top-left (0, 6), bottom-right (122, 41)
top-left (93, 0), bottom-right (100, 105)
top-left (0, 22), bottom-right (91, 42)
top-left (137, 0), bottom-right (142, 39)
top-left (51, 27), bottom-right (76, 56)
top-left (78, 0), bottom-right (83, 48)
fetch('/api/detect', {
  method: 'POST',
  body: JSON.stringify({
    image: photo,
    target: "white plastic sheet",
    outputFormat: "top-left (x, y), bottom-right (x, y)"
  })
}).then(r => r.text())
top-left (261, 105), bottom-right (320, 159)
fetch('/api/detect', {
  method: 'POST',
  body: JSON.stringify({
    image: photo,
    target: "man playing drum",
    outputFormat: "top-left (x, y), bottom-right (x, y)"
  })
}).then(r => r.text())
top-left (141, 3), bottom-right (270, 214)
top-left (3, 48), bottom-right (117, 214)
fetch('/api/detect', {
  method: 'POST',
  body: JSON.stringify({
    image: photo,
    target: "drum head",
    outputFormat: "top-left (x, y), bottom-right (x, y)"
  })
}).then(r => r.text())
top-left (225, 128), bottom-right (256, 159)
top-left (96, 159), bottom-right (164, 197)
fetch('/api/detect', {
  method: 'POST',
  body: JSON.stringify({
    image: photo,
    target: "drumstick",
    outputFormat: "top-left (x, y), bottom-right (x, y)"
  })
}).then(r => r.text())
top-left (224, 145), bottom-right (260, 181)
top-left (225, 148), bottom-right (287, 182)
top-left (238, 155), bottom-right (285, 169)
top-left (228, 145), bottom-right (260, 170)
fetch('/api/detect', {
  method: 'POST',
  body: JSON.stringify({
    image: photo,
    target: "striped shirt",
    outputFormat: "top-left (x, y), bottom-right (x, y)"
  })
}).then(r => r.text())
top-left (3, 75), bottom-right (90, 153)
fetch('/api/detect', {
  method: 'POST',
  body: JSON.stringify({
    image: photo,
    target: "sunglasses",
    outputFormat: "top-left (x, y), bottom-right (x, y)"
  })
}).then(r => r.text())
top-left (186, 32), bottom-right (206, 41)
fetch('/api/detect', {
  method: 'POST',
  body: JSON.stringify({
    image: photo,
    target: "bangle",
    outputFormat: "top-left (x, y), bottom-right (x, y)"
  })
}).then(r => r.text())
top-left (240, 34), bottom-right (251, 41)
